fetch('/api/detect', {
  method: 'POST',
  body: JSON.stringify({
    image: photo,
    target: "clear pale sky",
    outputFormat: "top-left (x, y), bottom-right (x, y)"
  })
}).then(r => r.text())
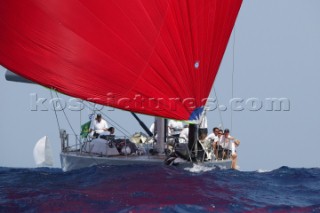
top-left (1, 0), bottom-right (319, 171)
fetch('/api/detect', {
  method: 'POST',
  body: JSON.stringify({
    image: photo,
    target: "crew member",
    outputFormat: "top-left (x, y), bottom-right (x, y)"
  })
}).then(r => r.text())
top-left (89, 113), bottom-right (109, 138)
top-left (218, 129), bottom-right (240, 170)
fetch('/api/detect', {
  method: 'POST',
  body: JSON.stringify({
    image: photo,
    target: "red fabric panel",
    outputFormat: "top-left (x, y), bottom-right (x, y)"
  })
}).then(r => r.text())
top-left (0, 0), bottom-right (242, 120)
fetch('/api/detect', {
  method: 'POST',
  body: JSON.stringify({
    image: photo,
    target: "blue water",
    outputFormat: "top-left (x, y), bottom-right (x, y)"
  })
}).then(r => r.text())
top-left (0, 165), bottom-right (319, 212)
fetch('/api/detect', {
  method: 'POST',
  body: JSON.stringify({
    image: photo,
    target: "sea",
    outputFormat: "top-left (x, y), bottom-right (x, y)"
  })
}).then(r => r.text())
top-left (0, 165), bottom-right (319, 212)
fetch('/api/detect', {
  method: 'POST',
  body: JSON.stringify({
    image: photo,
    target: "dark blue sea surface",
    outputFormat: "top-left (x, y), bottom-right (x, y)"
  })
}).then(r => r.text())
top-left (0, 165), bottom-right (319, 212)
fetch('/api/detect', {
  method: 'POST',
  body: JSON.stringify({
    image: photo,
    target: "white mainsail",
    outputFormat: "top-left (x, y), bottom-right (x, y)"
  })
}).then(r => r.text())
top-left (33, 136), bottom-right (53, 167)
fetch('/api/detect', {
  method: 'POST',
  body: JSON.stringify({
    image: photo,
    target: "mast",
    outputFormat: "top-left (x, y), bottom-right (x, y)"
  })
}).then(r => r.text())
top-left (188, 123), bottom-right (198, 161)
top-left (188, 123), bottom-right (206, 162)
top-left (154, 117), bottom-right (166, 154)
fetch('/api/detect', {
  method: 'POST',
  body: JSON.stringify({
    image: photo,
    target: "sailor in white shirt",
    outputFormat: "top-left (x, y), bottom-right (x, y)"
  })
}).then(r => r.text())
top-left (168, 120), bottom-right (184, 137)
top-left (206, 127), bottom-right (220, 143)
top-left (89, 114), bottom-right (109, 138)
top-left (206, 127), bottom-right (220, 158)
top-left (218, 129), bottom-right (240, 170)
top-left (179, 124), bottom-right (189, 143)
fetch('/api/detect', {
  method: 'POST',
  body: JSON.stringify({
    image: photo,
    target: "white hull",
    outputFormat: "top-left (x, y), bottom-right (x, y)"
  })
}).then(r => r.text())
top-left (60, 152), bottom-right (232, 172)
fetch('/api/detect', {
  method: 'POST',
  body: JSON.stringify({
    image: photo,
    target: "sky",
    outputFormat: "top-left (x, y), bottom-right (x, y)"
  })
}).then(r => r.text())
top-left (1, 0), bottom-right (319, 171)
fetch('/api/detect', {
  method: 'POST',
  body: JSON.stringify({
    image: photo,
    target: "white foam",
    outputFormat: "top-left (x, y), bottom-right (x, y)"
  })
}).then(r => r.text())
top-left (256, 169), bottom-right (271, 173)
top-left (184, 164), bottom-right (215, 173)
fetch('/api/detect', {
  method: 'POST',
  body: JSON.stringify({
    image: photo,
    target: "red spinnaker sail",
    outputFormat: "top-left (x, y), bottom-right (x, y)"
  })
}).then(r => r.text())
top-left (0, 0), bottom-right (242, 120)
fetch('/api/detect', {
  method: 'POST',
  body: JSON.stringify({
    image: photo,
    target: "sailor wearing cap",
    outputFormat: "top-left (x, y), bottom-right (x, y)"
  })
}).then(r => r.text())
top-left (218, 128), bottom-right (240, 169)
top-left (89, 113), bottom-right (109, 138)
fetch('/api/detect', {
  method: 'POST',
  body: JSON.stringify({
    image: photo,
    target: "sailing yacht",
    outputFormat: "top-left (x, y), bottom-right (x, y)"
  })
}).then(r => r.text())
top-left (33, 136), bottom-right (54, 167)
top-left (0, 0), bottom-right (243, 171)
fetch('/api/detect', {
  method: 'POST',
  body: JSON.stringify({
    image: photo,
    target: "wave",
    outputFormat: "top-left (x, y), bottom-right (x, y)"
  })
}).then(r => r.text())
top-left (0, 166), bottom-right (319, 212)
top-left (256, 169), bottom-right (272, 173)
top-left (184, 164), bottom-right (219, 173)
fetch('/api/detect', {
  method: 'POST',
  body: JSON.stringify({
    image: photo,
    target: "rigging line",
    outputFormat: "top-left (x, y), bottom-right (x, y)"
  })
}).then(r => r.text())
top-left (82, 101), bottom-right (131, 137)
top-left (231, 27), bottom-right (236, 132)
top-left (50, 89), bottom-right (61, 134)
top-left (54, 91), bottom-right (81, 143)
top-left (50, 94), bottom-right (104, 165)
top-left (213, 87), bottom-right (224, 130)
